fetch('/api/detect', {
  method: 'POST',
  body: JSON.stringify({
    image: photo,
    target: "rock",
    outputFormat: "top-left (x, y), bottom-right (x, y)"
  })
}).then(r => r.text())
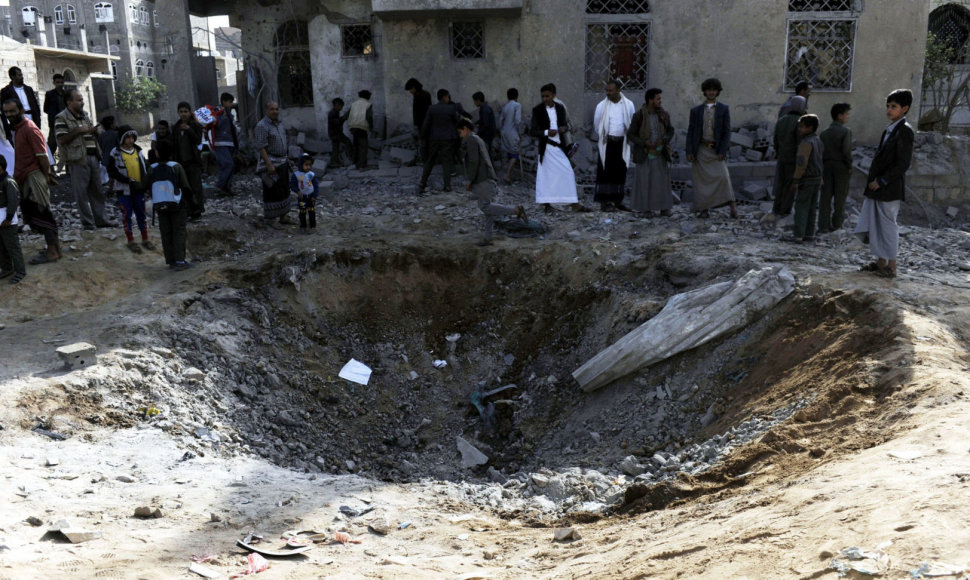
top-left (116, 475), bottom-right (137, 483)
top-left (744, 149), bottom-right (763, 161)
top-left (958, 262), bottom-right (970, 272)
top-left (183, 367), bottom-right (205, 381)
top-left (56, 342), bottom-right (97, 369)
top-left (389, 148), bottom-right (416, 165)
top-left (367, 517), bottom-right (392, 535)
top-left (731, 132), bottom-right (755, 148)
top-left (134, 506), bottom-right (154, 518)
top-left (46, 457), bottom-right (59, 467)
top-left (456, 436), bottom-right (488, 468)
top-left (739, 181), bottom-right (770, 201)
top-left (531, 473), bottom-right (550, 487)
top-left (619, 455), bottom-right (647, 476)
top-left (553, 527), bottom-right (582, 541)
top-left (188, 562), bottom-right (221, 579)
top-left (210, 513), bottom-right (222, 522)
top-left (25, 516), bottom-right (43, 526)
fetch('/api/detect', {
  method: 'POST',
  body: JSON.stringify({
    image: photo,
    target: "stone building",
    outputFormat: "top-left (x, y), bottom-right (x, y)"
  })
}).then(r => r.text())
top-left (2, 0), bottom-right (203, 130)
top-left (196, 0), bottom-right (928, 145)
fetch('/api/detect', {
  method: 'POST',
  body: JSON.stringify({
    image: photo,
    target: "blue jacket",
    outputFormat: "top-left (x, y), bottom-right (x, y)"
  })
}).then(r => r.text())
top-left (686, 101), bottom-right (731, 157)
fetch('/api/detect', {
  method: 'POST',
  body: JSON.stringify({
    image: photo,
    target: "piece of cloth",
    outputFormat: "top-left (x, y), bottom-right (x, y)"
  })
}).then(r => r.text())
top-left (594, 138), bottom-right (628, 204)
top-left (118, 191), bottom-right (148, 242)
top-left (498, 100), bottom-right (522, 155)
top-left (792, 180), bottom-right (821, 238)
top-left (691, 146), bottom-right (734, 211)
top-left (69, 154), bottom-right (110, 227)
top-left (0, 223), bottom-right (26, 275)
top-left (158, 202), bottom-right (187, 265)
top-left (855, 198), bottom-right (901, 260)
top-left (262, 163), bottom-right (292, 219)
top-left (535, 144), bottom-right (578, 204)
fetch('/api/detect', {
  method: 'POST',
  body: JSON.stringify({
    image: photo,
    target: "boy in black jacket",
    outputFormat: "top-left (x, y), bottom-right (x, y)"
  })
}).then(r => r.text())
top-left (855, 89), bottom-right (914, 279)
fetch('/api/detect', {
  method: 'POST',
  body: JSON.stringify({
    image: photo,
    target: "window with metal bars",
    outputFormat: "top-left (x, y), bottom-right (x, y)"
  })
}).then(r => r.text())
top-left (341, 24), bottom-right (374, 58)
top-left (275, 20), bottom-right (313, 107)
top-left (585, 22), bottom-right (649, 92)
top-left (451, 22), bottom-right (484, 59)
top-left (784, 18), bottom-right (855, 91)
top-left (788, 0), bottom-right (853, 10)
top-left (929, 4), bottom-right (970, 64)
top-left (586, 0), bottom-right (649, 14)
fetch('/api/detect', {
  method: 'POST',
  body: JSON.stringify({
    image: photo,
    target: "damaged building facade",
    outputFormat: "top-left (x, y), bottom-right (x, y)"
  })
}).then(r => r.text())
top-left (213, 0), bottom-right (929, 145)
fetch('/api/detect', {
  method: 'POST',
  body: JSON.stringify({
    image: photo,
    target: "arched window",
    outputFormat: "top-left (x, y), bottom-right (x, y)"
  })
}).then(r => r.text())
top-left (54, 5), bottom-right (64, 25)
top-left (94, 2), bottom-right (113, 23)
top-left (135, 59), bottom-right (144, 76)
top-left (22, 6), bottom-right (37, 27)
top-left (67, 4), bottom-right (76, 24)
top-left (146, 61), bottom-right (155, 77)
top-left (275, 20), bottom-right (313, 107)
top-left (929, 4), bottom-right (970, 64)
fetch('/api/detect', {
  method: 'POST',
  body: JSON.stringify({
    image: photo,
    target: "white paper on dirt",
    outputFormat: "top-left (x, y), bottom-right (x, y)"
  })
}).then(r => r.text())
top-left (339, 358), bottom-right (372, 385)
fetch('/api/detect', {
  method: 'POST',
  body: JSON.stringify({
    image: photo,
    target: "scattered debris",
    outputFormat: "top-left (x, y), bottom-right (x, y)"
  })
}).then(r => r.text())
top-left (133, 506), bottom-right (165, 518)
top-left (46, 519), bottom-right (103, 544)
top-left (456, 436), bottom-right (489, 468)
top-left (32, 427), bottom-right (67, 441)
top-left (230, 553), bottom-right (270, 578)
top-left (829, 546), bottom-right (891, 577)
top-left (333, 531), bottom-right (362, 545)
top-left (553, 527), bottom-right (582, 542)
top-left (432, 360), bottom-right (448, 369)
top-left (188, 562), bottom-right (221, 579)
top-left (55, 342), bottom-right (97, 369)
top-left (338, 358), bottom-right (372, 385)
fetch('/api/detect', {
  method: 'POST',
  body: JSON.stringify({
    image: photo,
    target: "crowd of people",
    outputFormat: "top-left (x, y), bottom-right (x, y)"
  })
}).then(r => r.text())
top-left (0, 65), bottom-right (915, 285)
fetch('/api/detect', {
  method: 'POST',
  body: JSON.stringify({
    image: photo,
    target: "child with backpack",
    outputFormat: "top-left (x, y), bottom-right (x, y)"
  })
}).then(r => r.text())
top-left (148, 140), bottom-right (192, 270)
top-left (290, 154), bottom-right (319, 232)
top-left (106, 126), bottom-right (155, 254)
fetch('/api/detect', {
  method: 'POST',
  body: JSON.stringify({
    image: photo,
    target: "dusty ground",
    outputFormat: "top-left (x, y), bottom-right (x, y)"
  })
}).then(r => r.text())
top-left (1, 163), bottom-right (969, 579)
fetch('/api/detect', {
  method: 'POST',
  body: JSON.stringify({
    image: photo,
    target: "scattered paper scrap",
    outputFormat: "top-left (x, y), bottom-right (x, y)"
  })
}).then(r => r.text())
top-left (338, 359), bottom-right (372, 385)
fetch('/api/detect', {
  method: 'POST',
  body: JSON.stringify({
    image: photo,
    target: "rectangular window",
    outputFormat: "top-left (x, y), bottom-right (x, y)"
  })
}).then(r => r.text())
top-left (95, 3), bottom-right (114, 23)
top-left (586, 0), bottom-right (650, 14)
top-left (153, 9), bottom-right (158, 27)
top-left (585, 22), bottom-right (650, 91)
top-left (785, 17), bottom-right (857, 91)
top-left (450, 22), bottom-right (484, 59)
top-left (788, 0), bottom-right (853, 10)
top-left (129, 4), bottom-right (137, 22)
top-left (341, 24), bottom-right (373, 58)
top-left (22, 7), bottom-right (37, 27)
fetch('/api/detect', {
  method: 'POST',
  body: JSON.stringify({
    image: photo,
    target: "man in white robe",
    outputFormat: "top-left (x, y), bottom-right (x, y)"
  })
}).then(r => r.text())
top-left (529, 83), bottom-right (589, 213)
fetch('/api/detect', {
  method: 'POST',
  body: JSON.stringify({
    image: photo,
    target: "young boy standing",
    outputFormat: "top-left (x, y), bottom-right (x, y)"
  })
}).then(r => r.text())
top-left (818, 103), bottom-right (853, 233)
top-left (458, 119), bottom-right (526, 246)
top-left (290, 154), bottom-right (319, 233)
top-left (786, 114), bottom-right (824, 243)
top-left (148, 141), bottom-right (193, 271)
top-left (855, 89), bottom-right (914, 279)
top-left (0, 156), bottom-right (26, 284)
top-left (106, 126), bottom-right (154, 253)
top-left (327, 98), bottom-right (349, 167)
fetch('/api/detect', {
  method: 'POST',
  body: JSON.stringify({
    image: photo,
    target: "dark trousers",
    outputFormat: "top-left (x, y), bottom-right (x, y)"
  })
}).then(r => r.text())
top-left (330, 134), bottom-right (351, 166)
top-left (0, 224), bottom-right (26, 275)
top-left (594, 138), bottom-right (628, 204)
top-left (772, 160), bottom-right (796, 215)
top-left (298, 195), bottom-right (316, 229)
top-left (118, 192), bottom-right (148, 242)
top-left (158, 203), bottom-right (188, 265)
top-left (183, 162), bottom-right (204, 218)
top-left (214, 146), bottom-right (235, 192)
top-left (420, 139), bottom-right (456, 189)
top-left (351, 128), bottom-right (369, 169)
top-left (819, 161), bottom-right (851, 231)
top-left (793, 179), bottom-right (821, 238)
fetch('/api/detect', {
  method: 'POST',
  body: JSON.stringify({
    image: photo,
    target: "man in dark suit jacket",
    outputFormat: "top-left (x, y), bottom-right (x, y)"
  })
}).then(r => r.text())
top-left (855, 89), bottom-right (914, 279)
top-left (43, 73), bottom-right (68, 157)
top-left (418, 89), bottom-right (463, 194)
top-left (1, 67), bottom-right (42, 141)
top-left (685, 77), bottom-right (736, 218)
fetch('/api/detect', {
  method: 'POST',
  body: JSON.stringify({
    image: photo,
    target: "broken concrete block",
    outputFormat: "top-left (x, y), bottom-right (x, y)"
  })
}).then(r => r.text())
top-left (731, 132), bottom-right (755, 148)
top-left (946, 206), bottom-right (959, 218)
top-left (744, 148), bottom-right (763, 162)
top-left (50, 521), bottom-right (102, 544)
top-left (573, 267), bottom-right (796, 392)
top-left (188, 562), bottom-right (221, 579)
top-left (183, 367), bottom-right (205, 382)
top-left (56, 342), bottom-right (97, 369)
top-left (456, 436), bottom-right (488, 468)
top-left (389, 147), bottom-right (416, 165)
top-left (739, 181), bottom-right (770, 201)
top-left (311, 158), bottom-right (329, 174)
top-left (553, 527), bottom-right (582, 541)
top-left (729, 145), bottom-right (742, 159)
